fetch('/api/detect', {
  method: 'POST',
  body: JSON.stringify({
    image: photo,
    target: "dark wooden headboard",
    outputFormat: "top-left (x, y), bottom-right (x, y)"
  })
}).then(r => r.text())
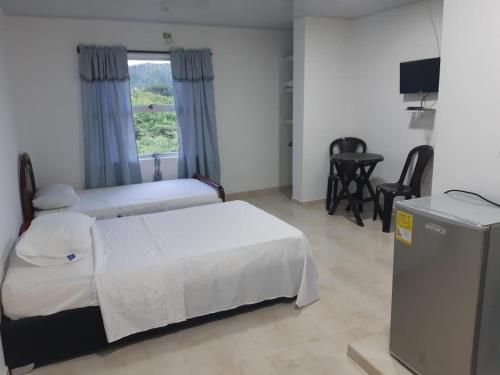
top-left (19, 153), bottom-right (36, 233)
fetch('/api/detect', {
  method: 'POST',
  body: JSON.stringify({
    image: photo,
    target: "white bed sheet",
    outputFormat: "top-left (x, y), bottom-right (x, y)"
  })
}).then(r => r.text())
top-left (3, 201), bottom-right (320, 339)
top-left (94, 201), bottom-right (319, 342)
top-left (35, 178), bottom-right (221, 219)
top-left (2, 249), bottom-right (97, 320)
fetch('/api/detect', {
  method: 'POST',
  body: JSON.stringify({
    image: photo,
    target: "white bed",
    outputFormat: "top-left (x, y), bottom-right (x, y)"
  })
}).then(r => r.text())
top-left (21, 151), bottom-right (224, 222)
top-left (3, 201), bottom-right (319, 342)
top-left (34, 179), bottom-right (223, 220)
top-left (2, 247), bottom-right (98, 320)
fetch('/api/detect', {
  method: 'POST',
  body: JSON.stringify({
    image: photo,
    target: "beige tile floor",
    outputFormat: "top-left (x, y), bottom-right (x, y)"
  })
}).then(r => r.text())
top-left (33, 189), bottom-right (395, 375)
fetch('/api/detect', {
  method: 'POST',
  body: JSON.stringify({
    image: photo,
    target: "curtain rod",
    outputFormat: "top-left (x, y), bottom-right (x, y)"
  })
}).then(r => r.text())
top-left (76, 47), bottom-right (212, 55)
top-left (76, 47), bottom-right (169, 54)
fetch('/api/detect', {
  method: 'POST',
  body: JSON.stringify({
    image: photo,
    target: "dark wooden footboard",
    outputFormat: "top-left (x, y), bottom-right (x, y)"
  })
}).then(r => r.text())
top-left (193, 174), bottom-right (226, 202)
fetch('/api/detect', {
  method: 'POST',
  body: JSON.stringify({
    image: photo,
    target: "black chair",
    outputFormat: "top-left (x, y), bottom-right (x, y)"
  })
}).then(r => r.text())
top-left (326, 137), bottom-right (367, 212)
top-left (373, 145), bottom-right (434, 232)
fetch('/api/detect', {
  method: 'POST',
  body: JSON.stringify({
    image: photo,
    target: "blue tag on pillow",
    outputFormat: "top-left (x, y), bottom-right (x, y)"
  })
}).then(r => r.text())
top-left (67, 254), bottom-right (76, 261)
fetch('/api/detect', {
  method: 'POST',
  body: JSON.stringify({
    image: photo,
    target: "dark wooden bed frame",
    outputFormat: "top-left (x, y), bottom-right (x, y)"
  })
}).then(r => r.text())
top-left (194, 173), bottom-right (226, 203)
top-left (18, 153), bottom-right (36, 234)
top-left (0, 153), bottom-right (288, 373)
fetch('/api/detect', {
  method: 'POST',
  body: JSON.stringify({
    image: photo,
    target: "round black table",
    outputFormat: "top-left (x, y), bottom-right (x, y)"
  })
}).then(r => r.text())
top-left (329, 152), bottom-right (384, 227)
top-left (331, 152), bottom-right (384, 165)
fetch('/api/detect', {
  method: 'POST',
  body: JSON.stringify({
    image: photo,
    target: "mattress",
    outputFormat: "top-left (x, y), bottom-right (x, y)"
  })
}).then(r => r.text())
top-left (2, 248), bottom-right (97, 320)
top-left (35, 178), bottom-right (221, 219)
top-left (94, 201), bottom-right (319, 341)
top-left (3, 201), bottom-right (319, 325)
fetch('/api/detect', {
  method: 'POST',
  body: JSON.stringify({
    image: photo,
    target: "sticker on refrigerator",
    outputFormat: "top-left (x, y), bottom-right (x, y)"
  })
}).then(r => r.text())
top-left (395, 210), bottom-right (413, 246)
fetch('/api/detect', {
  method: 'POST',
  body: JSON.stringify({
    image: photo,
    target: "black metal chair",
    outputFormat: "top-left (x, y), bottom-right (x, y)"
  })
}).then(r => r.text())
top-left (326, 137), bottom-right (367, 212)
top-left (373, 145), bottom-right (434, 232)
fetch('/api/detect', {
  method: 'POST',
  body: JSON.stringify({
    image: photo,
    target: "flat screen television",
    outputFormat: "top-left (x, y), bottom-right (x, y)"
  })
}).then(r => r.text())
top-left (400, 58), bottom-right (440, 94)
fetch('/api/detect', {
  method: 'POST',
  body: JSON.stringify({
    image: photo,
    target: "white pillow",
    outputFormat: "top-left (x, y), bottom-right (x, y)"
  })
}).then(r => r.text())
top-left (33, 184), bottom-right (80, 210)
top-left (16, 212), bottom-right (95, 266)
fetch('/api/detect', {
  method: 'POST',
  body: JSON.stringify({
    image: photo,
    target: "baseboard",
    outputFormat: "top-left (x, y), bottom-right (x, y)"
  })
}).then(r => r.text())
top-left (291, 197), bottom-right (325, 207)
top-left (226, 185), bottom-right (291, 200)
top-left (226, 186), bottom-right (326, 207)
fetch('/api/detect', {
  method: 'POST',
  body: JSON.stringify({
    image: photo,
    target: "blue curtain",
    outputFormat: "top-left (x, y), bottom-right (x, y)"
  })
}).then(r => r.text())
top-left (170, 48), bottom-right (220, 182)
top-left (79, 44), bottom-right (142, 189)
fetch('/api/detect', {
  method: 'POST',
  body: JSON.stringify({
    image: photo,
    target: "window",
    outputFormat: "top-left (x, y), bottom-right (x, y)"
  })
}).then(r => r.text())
top-left (128, 53), bottom-right (177, 158)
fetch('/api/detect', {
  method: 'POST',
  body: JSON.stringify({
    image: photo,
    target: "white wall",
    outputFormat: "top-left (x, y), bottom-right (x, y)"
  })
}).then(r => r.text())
top-left (292, 1), bottom-right (443, 202)
top-left (0, 10), bottom-right (22, 373)
top-left (4, 16), bottom-right (291, 194)
top-left (292, 18), bottom-right (306, 201)
top-left (432, 0), bottom-right (500, 200)
top-left (350, 0), bottom-right (443, 194)
top-left (293, 17), bottom-right (353, 202)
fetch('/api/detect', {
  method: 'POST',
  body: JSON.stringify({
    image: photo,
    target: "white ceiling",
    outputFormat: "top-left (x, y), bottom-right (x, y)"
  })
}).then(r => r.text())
top-left (0, 0), bottom-right (420, 29)
top-left (294, 0), bottom-right (420, 20)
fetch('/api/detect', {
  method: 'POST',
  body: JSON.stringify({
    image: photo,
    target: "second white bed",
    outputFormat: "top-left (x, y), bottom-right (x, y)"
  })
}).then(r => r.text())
top-left (35, 178), bottom-right (222, 219)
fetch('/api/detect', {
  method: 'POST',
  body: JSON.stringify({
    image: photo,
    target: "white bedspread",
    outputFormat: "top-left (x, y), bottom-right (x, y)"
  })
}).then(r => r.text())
top-left (93, 201), bottom-right (319, 342)
top-left (2, 249), bottom-right (97, 320)
top-left (35, 179), bottom-right (221, 219)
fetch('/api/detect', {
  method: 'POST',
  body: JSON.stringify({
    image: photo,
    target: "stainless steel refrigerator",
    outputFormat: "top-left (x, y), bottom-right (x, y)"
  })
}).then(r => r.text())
top-left (390, 193), bottom-right (500, 375)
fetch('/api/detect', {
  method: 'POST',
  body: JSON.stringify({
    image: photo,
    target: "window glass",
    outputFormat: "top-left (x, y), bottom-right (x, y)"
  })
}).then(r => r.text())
top-left (128, 57), bottom-right (177, 156)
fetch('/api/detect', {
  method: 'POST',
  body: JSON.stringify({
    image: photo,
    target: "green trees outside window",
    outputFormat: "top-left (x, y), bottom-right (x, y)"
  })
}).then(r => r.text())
top-left (128, 60), bottom-right (178, 156)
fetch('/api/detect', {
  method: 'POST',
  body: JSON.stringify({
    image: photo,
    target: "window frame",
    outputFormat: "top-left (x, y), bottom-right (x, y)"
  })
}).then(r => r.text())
top-left (127, 52), bottom-right (178, 159)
